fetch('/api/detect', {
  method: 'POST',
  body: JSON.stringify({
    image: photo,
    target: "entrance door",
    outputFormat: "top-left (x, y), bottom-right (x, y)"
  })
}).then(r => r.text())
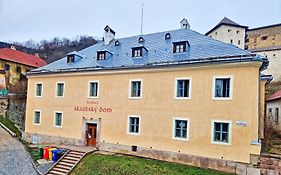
top-left (86, 124), bottom-right (97, 146)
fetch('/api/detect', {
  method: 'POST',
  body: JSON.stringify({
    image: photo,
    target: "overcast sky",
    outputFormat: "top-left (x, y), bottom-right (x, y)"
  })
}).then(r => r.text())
top-left (0, 0), bottom-right (280, 43)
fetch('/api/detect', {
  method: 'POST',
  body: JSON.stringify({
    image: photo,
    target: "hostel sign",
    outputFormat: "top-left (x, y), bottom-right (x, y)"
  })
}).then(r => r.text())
top-left (73, 100), bottom-right (112, 113)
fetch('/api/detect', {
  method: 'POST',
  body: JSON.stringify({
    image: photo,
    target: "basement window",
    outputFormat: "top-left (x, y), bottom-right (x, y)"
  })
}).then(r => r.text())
top-left (132, 145), bottom-right (137, 152)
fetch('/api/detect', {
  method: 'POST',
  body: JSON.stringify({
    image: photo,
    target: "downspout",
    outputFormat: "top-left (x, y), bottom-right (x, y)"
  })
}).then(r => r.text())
top-left (258, 71), bottom-right (261, 143)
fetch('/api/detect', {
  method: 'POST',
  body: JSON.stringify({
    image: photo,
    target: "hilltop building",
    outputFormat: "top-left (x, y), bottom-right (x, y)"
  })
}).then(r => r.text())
top-left (24, 20), bottom-right (269, 173)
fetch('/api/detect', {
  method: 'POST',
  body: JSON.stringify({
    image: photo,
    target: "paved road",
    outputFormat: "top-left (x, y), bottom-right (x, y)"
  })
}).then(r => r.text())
top-left (0, 127), bottom-right (38, 175)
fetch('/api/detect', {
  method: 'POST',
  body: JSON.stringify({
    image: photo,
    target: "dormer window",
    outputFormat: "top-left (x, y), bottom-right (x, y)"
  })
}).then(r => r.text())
top-left (97, 51), bottom-right (106, 60)
top-left (165, 33), bottom-right (171, 40)
top-left (173, 41), bottom-right (187, 53)
top-left (132, 48), bottom-right (142, 57)
top-left (67, 55), bottom-right (75, 63)
top-left (138, 37), bottom-right (144, 43)
top-left (115, 40), bottom-right (120, 46)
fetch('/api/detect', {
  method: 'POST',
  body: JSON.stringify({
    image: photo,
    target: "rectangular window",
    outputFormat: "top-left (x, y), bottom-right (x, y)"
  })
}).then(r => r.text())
top-left (213, 76), bottom-right (232, 99)
top-left (56, 83), bottom-right (64, 97)
top-left (238, 40), bottom-right (241, 45)
top-left (173, 42), bottom-right (186, 53)
top-left (176, 78), bottom-right (191, 99)
top-left (54, 112), bottom-right (63, 127)
top-left (97, 52), bottom-right (106, 60)
top-left (230, 39), bottom-right (233, 44)
top-left (132, 48), bottom-right (142, 57)
top-left (275, 108), bottom-right (279, 125)
top-left (4, 64), bottom-right (10, 71)
top-left (16, 66), bottom-right (21, 73)
top-left (130, 80), bottom-right (142, 98)
top-left (212, 121), bottom-right (231, 145)
top-left (89, 81), bottom-right (99, 98)
top-left (128, 116), bottom-right (140, 134)
top-left (35, 83), bottom-right (43, 97)
top-left (173, 118), bottom-right (189, 141)
top-left (34, 111), bottom-right (41, 125)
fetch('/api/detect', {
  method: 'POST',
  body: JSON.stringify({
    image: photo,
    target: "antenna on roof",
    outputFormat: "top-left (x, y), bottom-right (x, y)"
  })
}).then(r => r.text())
top-left (140, 1), bottom-right (144, 34)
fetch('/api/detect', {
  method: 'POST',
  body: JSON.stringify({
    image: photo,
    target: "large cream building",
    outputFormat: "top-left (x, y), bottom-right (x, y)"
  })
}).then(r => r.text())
top-left (24, 21), bottom-right (269, 172)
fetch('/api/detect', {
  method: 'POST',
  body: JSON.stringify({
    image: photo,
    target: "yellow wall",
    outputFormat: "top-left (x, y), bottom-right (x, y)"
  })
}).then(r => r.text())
top-left (0, 72), bottom-right (5, 89)
top-left (25, 62), bottom-right (263, 163)
top-left (0, 60), bottom-right (33, 85)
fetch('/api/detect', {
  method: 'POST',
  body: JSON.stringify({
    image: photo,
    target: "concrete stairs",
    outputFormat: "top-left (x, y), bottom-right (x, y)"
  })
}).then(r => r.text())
top-left (46, 150), bottom-right (87, 175)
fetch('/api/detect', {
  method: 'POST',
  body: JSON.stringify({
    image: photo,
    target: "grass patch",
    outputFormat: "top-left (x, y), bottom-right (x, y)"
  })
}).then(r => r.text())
top-left (20, 139), bottom-right (42, 161)
top-left (71, 153), bottom-right (233, 175)
top-left (0, 117), bottom-right (21, 138)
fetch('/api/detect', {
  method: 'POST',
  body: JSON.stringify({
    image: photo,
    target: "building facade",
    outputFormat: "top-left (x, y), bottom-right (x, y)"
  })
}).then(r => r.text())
top-left (205, 17), bottom-right (247, 49)
top-left (24, 23), bottom-right (268, 169)
top-left (206, 19), bottom-right (281, 83)
top-left (0, 47), bottom-right (47, 85)
top-left (245, 24), bottom-right (281, 82)
top-left (266, 90), bottom-right (281, 131)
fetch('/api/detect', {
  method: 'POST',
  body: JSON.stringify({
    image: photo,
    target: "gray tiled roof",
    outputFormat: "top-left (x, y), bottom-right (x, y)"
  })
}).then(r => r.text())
top-left (31, 28), bottom-right (264, 74)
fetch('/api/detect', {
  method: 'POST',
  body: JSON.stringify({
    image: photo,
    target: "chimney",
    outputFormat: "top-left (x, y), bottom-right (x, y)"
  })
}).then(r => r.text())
top-left (180, 18), bottom-right (190, 29)
top-left (104, 25), bottom-right (115, 45)
top-left (10, 45), bottom-right (16, 50)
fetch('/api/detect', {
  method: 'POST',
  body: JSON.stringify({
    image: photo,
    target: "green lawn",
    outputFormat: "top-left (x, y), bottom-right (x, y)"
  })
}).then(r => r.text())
top-left (71, 153), bottom-right (233, 175)
top-left (0, 117), bottom-right (21, 137)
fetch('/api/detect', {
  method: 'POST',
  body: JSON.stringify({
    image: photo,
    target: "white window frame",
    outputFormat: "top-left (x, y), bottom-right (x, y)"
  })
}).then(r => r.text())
top-left (35, 82), bottom-right (43, 97)
top-left (127, 115), bottom-right (141, 135)
top-left (212, 75), bottom-right (233, 100)
top-left (88, 81), bottom-right (99, 98)
top-left (33, 110), bottom-right (41, 125)
top-left (211, 119), bottom-right (232, 146)
top-left (55, 82), bottom-right (65, 98)
top-left (172, 117), bottom-right (189, 141)
top-left (174, 77), bottom-right (192, 100)
top-left (54, 111), bottom-right (63, 128)
top-left (129, 79), bottom-right (143, 99)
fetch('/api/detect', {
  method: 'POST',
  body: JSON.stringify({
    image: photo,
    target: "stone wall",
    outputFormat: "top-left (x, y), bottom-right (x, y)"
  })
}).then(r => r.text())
top-left (0, 98), bottom-right (8, 117)
top-left (260, 153), bottom-right (281, 174)
top-left (6, 97), bottom-right (26, 130)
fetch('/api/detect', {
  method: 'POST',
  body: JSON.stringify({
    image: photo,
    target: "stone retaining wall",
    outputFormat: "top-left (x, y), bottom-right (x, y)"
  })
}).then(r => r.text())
top-left (260, 153), bottom-right (281, 174)
top-left (98, 142), bottom-right (261, 175)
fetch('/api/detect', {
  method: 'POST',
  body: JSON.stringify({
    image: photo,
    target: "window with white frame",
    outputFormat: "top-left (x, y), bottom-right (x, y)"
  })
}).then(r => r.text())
top-left (176, 78), bottom-right (191, 98)
top-left (212, 121), bottom-right (231, 144)
top-left (56, 83), bottom-right (64, 97)
top-left (34, 111), bottom-right (41, 125)
top-left (54, 112), bottom-right (63, 127)
top-left (89, 81), bottom-right (99, 98)
top-left (130, 80), bottom-right (142, 98)
top-left (35, 83), bottom-right (43, 97)
top-left (214, 76), bottom-right (232, 99)
top-left (128, 116), bottom-right (140, 134)
top-left (173, 118), bottom-right (189, 140)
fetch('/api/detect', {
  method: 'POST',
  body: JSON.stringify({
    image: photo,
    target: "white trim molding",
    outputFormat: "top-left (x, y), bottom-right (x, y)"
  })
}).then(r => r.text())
top-left (33, 110), bottom-right (41, 125)
top-left (172, 117), bottom-right (190, 141)
top-left (211, 119), bottom-right (232, 146)
top-left (128, 79), bottom-right (143, 99)
top-left (54, 111), bottom-right (63, 128)
top-left (212, 75), bottom-right (233, 100)
top-left (127, 115), bottom-right (141, 135)
top-left (174, 77), bottom-right (192, 100)
top-left (88, 80), bottom-right (99, 99)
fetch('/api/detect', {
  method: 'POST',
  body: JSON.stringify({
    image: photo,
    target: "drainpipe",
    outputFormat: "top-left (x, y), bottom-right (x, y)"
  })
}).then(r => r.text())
top-left (258, 71), bottom-right (261, 143)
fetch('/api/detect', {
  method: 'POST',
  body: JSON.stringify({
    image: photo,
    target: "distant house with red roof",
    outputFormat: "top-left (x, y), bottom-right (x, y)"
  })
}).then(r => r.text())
top-left (0, 46), bottom-right (47, 85)
top-left (266, 90), bottom-right (281, 130)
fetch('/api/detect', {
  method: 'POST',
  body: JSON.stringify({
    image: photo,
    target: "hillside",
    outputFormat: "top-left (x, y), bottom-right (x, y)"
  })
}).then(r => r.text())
top-left (0, 36), bottom-right (99, 63)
